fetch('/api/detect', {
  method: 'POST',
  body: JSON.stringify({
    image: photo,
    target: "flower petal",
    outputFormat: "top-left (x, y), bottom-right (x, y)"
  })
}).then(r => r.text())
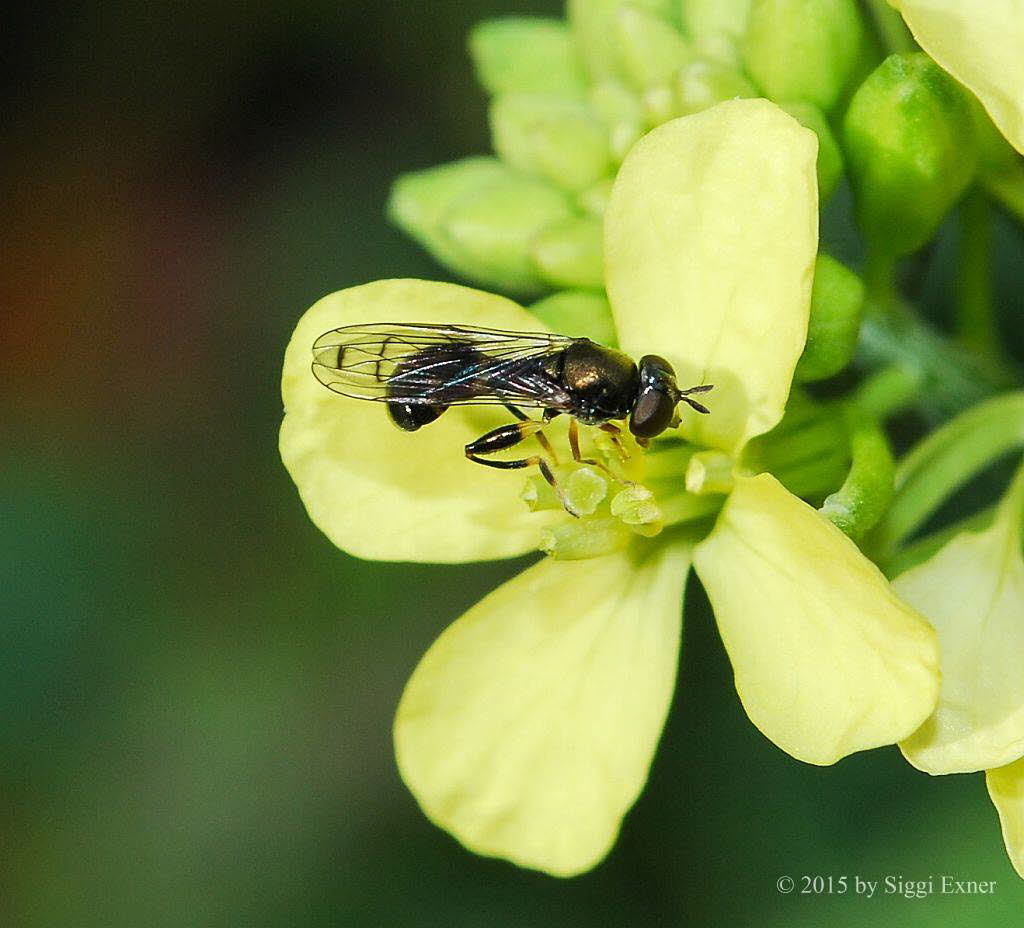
top-left (693, 474), bottom-right (940, 765)
top-left (280, 279), bottom-right (557, 563)
top-left (394, 539), bottom-right (692, 876)
top-left (987, 758), bottom-right (1024, 880)
top-left (604, 98), bottom-right (818, 455)
top-left (893, 0), bottom-right (1024, 154)
top-left (895, 470), bottom-right (1024, 773)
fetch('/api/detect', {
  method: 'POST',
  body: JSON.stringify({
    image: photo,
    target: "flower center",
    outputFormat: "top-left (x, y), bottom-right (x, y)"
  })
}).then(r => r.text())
top-left (521, 428), bottom-right (725, 559)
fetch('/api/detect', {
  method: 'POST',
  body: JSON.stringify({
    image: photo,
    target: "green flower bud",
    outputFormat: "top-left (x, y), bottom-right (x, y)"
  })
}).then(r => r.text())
top-left (693, 31), bottom-right (743, 69)
top-left (531, 216), bottom-right (604, 290)
top-left (440, 173), bottom-right (575, 296)
top-left (589, 79), bottom-right (645, 160)
top-left (676, 59), bottom-right (757, 116)
top-left (469, 17), bottom-right (587, 97)
top-left (388, 157), bottom-right (511, 283)
top-left (577, 177), bottom-right (614, 217)
top-left (614, 5), bottom-right (693, 88)
top-left (568, 0), bottom-right (679, 80)
top-left (642, 83), bottom-right (680, 127)
top-left (777, 100), bottom-right (844, 202)
top-left (490, 94), bottom-right (612, 192)
top-left (843, 53), bottom-right (978, 256)
top-left (743, 0), bottom-right (865, 111)
top-left (794, 254), bottom-right (865, 383)
top-left (682, 0), bottom-right (751, 39)
top-left (530, 290), bottom-right (618, 346)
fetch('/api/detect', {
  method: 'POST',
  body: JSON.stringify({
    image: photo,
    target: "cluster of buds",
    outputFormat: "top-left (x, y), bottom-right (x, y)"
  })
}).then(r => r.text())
top-left (389, 0), bottom-right (1014, 382)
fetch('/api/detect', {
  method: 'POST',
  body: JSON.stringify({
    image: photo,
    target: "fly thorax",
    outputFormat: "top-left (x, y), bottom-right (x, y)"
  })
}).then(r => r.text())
top-left (561, 341), bottom-right (639, 423)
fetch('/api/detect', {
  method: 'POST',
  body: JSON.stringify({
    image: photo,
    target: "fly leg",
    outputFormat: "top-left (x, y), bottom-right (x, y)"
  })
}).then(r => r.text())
top-left (504, 404), bottom-right (559, 464)
top-left (597, 422), bottom-right (631, 462)
top-left (464, 418), bottom-right (566, 501)
top-left (567, 420), bottom-right (633, 485)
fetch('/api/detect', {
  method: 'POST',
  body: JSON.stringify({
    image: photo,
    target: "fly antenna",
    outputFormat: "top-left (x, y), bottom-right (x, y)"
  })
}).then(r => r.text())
top-left (678, 384), bottom-right (712, 415)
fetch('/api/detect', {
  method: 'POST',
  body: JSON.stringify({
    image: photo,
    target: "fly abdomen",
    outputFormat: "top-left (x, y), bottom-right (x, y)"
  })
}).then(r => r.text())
top-left (385, 342), bottom-right (484, 431)
top-left (387, 401), bottom-right (446, 431)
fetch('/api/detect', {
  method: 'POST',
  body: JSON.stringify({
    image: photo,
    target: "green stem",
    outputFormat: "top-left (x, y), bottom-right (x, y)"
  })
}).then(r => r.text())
top-left (852, 362), bottom-right (923, 421)
top-left (982, 163), bottom-right (1024, 224)
top-left (863, 249), bottom-right (900, 315)
top-left (820, 408), bottom-right (895, 540)
top-left (863, 0), bottom-right (916, 55)
top-left (857, 305), bottom-right (1015, 421)
top-left (955, 189), bottom-right (997, 357)
top-left (868, 392), bottom-right (1024, 559)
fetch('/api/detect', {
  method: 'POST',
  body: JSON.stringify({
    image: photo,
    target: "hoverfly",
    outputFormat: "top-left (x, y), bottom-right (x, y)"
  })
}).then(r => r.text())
top-left (311, 323), bottom-right (712, 490)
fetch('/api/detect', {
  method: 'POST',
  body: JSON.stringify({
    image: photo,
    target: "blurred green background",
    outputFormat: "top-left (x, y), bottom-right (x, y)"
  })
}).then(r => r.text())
top-left (3, 2), bottom-right (1023, 925)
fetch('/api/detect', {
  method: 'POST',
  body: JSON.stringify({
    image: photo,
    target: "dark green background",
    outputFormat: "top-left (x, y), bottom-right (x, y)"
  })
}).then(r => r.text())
top-left (3, 1), bottom-right (1023, 924)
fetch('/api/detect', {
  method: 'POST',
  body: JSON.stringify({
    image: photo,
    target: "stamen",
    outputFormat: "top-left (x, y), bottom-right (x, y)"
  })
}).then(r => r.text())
top-left (520, 476), bottom-right (562, 512)
top-left (686, 450), bottom-right (736, 495)
top-left (563, 467), bottom-right (609, 516)
top-left (611, 485), bottom-right (663, 525)
top-left (540, 517), bottom-right (632, 560)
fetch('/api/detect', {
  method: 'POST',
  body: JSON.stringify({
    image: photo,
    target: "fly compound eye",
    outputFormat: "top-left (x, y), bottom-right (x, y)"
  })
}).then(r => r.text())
top-left (629, 388), bottom-right (676, 438)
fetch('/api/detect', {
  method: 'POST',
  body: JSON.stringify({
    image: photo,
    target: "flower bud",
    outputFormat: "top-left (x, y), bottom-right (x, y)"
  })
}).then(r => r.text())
top-left (530, 290), bottom-right (618, 346)
top-left (577, 177), bottom-right (613, 216)
top-left (777, 100), bottom-right (843, 202)
top-left (676, 59), bottom-right (757, 116)
top-left (569, 0), bottom-right (679, 80)
top-left (843, 53), bottom-right (978, 256)
top-left (490, 94), bottom-right (612, 191)
top-left (469, 17), bottom-right (587, 97)
top-left (531, 216), bottom-right (604, 290)
top-left (794, 254), bottom-right (865, 383)
top-left (388, 157), bottom-right (512, 287)
top-left (743, 0), bottom-right (866, 111)
top-left (682, 0), bottom-right (751, 40)
top-left (440, 172), bottom-right (575, 296)
top-left (589, 79), bottom-right (645, 160)
top-left (642, 83), bottom-right (680, 127)
top-left (613, 5), bottom-right (693, 88)
top-left (693, 32), bottom-right (742, 70)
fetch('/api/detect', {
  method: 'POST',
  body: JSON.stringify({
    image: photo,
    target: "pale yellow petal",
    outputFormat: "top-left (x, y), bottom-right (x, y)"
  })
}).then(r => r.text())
top-left (280, 279), bottom-right (555, 563)
top-left (394, 539), bottom-right (692, 876)
top-left (893, 0), bottom-right (1024, 154)
top-left (896, 472), bottom-right (1024, 773)
top-left (693, 474), bottom-right (939, 765)
top-left (987, 758), bottom-right (1024, 880)
top-left (604, 98), bottom-right (818, 455)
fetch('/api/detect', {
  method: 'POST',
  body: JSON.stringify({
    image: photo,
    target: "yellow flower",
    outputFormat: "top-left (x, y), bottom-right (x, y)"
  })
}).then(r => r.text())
top-left (989, 758), bottom-right (1024, 879)
top-left (889, 0), bottom-right (1024, 153)
top-left (893, 460), bottom-right (1024, 878)
top-left (280, 99), bottom-right (939, 876)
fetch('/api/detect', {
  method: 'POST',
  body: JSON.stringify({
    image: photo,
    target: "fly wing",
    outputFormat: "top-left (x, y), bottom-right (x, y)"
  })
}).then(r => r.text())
top-left (311, 322), bottom-right (579, 410)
